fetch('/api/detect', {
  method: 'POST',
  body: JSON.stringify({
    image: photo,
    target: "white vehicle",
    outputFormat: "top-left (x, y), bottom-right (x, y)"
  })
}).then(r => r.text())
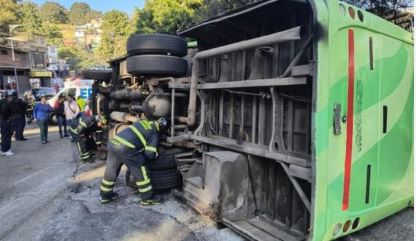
top-left (48, 79), bottom-right (94, 107)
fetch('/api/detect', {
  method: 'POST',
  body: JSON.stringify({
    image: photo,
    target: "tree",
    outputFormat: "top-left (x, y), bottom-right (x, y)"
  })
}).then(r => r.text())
top-left (58, 46), bottom-right (81, 70)
top-left (342, 0), bottom-right (413, 31)
top-left (96, 10), bottom-right (133, 62)
top-left (68, 2), bottom-right (102, 26)
top-left (39, 1), bottom-right (68, 24)
top-left (88, 10), bottom-right (102, 20)
top-left (69, 2), bottom-right (91, 25)
top-left (58, 45), bottom-right (101, 69)
top-left (132, 0), bottom-right (203, 34)
top-left (195, 0), bottom-right (254, 21)
top-left (0, 0), bottom-right (19, 32)
top-left (195, 0), bottom-right (413, 31)
top-left (343, 0), bottom-right (412, 10)
top-left (40, 22), bottom-right (63, 46)
top-left (14, 2), bottom-right (64, 46)
top-left (17, 2), bottom-right (43, 33)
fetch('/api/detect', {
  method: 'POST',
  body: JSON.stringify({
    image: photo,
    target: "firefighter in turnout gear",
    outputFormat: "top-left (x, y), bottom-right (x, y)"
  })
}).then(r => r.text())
top-left (94, 115), bottom-right (108, 160)
top-left (100, 118), bottom-right (167, 205)
top-left (69, 114), bottom-right (105, 163)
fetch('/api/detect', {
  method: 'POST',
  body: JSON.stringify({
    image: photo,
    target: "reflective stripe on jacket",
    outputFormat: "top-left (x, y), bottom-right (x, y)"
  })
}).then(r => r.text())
top-left (70, 114), bottom-right (98, 136)
top-left (112, 119), bottom-right (159, 159)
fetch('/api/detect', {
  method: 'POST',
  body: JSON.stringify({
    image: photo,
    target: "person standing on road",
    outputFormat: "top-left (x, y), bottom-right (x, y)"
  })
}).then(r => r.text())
top-left (0, 92), bottom-right (14, 155)
top-left (33, 96), bottom-right (53, 144)
top-left (54, 95), bottom-right (69, 138)
top-left (99, 118), bottom-right (167, 205)
top-left (10, 91), bottom-right (28, 141)
top-left (64, 95), bottom-right (80, 126)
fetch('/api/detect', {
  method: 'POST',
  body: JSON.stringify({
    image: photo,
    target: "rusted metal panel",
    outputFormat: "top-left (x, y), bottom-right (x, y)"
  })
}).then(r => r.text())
top-left (197, 77), bottom-right (307, 89)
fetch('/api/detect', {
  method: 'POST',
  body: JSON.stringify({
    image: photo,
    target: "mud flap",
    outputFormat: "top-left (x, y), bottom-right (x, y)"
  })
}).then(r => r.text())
top-left (182, 151), bottom-right (255, 221)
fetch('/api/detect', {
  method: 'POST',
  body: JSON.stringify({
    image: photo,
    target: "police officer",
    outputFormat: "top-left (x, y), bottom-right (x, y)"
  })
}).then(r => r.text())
top-left (69, 113), bottom-right (104, 163)
top-left (10, 91), bottom-right (28, 141)
top-left (0, 92), bottom-right (14, 155)
top-left (99, 118), bottom-right (167, 206)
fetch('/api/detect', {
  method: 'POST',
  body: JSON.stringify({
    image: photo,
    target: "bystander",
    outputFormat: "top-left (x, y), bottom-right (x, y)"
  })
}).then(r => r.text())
top-left (54, 95), bottom-right (69, 138)
top-left (33, 96), bottom-right (53, 144)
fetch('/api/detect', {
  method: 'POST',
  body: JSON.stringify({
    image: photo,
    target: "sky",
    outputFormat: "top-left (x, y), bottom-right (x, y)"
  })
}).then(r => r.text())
top-left (30, 0), bottom-right (146, 15)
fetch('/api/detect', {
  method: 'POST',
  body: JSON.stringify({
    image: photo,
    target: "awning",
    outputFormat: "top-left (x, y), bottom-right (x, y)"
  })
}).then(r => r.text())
top-left (30, 71), bottom-right (52, 78)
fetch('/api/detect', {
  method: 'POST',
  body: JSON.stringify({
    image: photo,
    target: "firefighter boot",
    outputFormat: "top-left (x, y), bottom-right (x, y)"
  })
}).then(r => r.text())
top-left (140, 196), bottom-right (161, 206)
top-left (100, 179), bottom-right (118, 203)
top-left (100, 191), bottom-right (119, 204)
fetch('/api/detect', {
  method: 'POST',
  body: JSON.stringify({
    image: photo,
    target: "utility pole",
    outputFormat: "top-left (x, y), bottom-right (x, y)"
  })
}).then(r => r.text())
top-left (9, 24), bottom-right (22, 95)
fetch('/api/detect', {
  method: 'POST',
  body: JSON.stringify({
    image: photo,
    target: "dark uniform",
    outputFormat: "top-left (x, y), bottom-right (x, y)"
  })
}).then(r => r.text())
top-left (0, 94), bottom-right (14, 153)
top-left (95, 122), bottom-right (105, 146)
top-left (69, 114), bottom-right (101, 162)
top-left (100, 119), bottom-right (160, 205)
top-left (10, 94), bottom-right (28, 141)
top-left (94, 121), bottom-right (106, 159)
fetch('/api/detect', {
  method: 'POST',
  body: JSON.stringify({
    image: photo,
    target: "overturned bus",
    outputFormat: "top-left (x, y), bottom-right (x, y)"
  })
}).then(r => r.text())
top-left (91, 0), bottom-right (414, 240)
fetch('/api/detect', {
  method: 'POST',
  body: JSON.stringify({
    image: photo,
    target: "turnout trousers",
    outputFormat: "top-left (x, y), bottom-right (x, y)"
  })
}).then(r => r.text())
top-left (69, 128), bottom-right (96, 162)
top-left (100, 141), bottom-right (153, 200)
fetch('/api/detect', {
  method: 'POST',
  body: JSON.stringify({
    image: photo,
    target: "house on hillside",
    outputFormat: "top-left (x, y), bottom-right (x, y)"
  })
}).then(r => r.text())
top-left (75, 18), bottom-right (102, 50)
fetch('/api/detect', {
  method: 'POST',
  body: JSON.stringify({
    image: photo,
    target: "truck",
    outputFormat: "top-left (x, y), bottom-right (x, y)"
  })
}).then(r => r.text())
top-left (88, 0), bottom-right (414, 240)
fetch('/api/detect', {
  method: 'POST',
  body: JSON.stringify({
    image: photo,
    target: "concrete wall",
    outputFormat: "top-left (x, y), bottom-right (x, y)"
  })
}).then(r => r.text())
top-left (0, 48), bottom-right (30, 69)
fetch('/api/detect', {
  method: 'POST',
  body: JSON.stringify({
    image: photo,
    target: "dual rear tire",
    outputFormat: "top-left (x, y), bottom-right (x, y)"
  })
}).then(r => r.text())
top-left (125, 148), bottom-right (183, 192)
top-left (126, 34), bottom-right (188, 77)
top-left (81, 69), bottom-right (112, 81)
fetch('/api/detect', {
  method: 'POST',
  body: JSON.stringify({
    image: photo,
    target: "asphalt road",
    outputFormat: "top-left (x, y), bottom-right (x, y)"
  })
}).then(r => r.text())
top-left (0, 126), bottom-right (242, 241)
top-left (0, 126), bottom-right (413, 241)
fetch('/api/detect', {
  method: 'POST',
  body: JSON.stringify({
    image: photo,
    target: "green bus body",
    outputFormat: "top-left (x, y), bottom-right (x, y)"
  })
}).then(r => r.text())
top-left (312, 1), bottom-right (413, 240)
top-left (108, 1), bottom-right (413, 240)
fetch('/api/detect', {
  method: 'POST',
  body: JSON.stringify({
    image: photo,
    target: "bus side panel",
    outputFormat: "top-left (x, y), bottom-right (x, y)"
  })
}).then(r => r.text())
top-left (314, 1), bottom-right (414, 240)
top-left (376, 35), bottom-right (413, 206)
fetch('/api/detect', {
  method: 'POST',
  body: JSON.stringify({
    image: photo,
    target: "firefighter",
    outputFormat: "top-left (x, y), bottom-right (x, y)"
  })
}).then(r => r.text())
top-left (69, 113), bottom-right (104, 163)
top-left (94, 115), bottom-right (108, 158)
top-left (99, 118), bottom-right (167, 206)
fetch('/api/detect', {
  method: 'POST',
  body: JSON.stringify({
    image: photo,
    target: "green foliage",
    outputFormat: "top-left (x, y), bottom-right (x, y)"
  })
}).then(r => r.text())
top-left (39, 1), bottom-right (69, 24)
top-left (58, 46), bottom-right (101, 69)
top-left (40, 22), bottom-right (63, 46)
top-left (96, 10), bottom-right (133, 62)
top-left (17, 2), bottom-right (43, 33)
top-left (195, 0), bottom-right (254, 21)
top-left (68, 2), bottom-right (102, 26)
top-left (132, 0), bottom-right (203, 34)
top-left (0, 0), bottom-right (19, 32)
top-left (342, 0), bottom-right (412, 10)
top-left (68, 2), bottom-right (91, 25)
top-left (14, 2), bottom-right (64, 46)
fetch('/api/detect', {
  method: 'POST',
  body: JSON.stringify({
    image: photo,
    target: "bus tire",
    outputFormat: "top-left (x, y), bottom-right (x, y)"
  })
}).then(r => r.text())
top-left (127, 34), bottom-right (187, 57)
top-left (146, 148), bottom-right (184, 171)
top-left (125, 169), bottom-right (182, 192)
top-left (127, 55), bottom-right (188, 77)
top-left (81, 69), bottom-right (112, 81)
top-left (150, 169), bottom-right (182, 191)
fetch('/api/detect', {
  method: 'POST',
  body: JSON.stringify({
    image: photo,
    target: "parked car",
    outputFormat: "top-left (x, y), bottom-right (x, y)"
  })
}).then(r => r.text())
top-left (24, 88), bottom-right (56, 102)
top-left (33, 88), bottom-right (56, 101)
